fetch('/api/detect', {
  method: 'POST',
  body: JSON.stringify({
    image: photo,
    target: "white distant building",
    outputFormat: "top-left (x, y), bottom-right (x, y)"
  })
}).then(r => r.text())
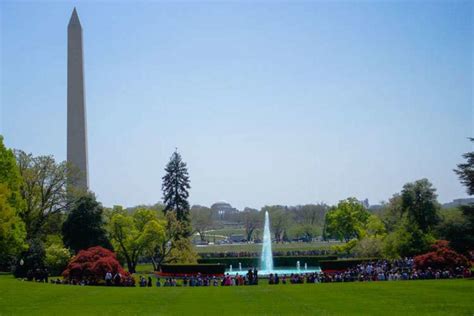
top-left (211, 200), bottom-right (238, 220)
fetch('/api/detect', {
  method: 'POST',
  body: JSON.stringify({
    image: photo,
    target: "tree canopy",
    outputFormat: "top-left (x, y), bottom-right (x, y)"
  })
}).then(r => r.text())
top-left (62, 193), bottom-right (111, 253)
top-left (162, 150), bottom-right (191, 224)
top-left (107, 209), bottom-right (166, 273)
top-left (401, 178), bottom-right (440, 233)
top-left (454, 138), bottom-right (474, 195)
top-left (324, 198), bottom-right (370, 242)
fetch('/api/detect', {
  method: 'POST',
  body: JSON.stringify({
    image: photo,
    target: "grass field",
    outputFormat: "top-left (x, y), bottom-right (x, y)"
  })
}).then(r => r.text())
top-left (194, 241), bottom-right (341, 253)
top-left (0, 275), bottom-right (472, 315)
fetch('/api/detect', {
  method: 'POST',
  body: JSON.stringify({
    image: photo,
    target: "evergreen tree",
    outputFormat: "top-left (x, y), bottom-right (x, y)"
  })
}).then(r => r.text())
top-left (62, 193), bottom-right (111, 253)
top-left (162, 150), bottom-right (191, 224)
top-left (454, 138), bottom-right (474, 195)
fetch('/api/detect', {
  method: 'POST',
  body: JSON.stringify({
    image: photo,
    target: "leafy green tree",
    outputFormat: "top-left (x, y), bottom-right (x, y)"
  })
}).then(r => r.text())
top-left (380, 194), bottom-right (404, 232)
top-left (436, 208), bottom-right (473, 254)
top-left (62, 193), bottom-right (111, 253)
top-left (15, 150), bottom-right (78, 239)
top-left (364, 215), bottom-right (386, 237)
top-left (325, 198), bottom-right (370, 242)
top-left (45, 243), bottom-right (71, 276)
top-left (108, 209), bottom-right (165, 273)
top-left (383, 219), bottom-right (434, 258)
top-left (0, 136), bottom-right (23, 209)
top-left (401, 179), bottom-right (440, 233)
top-left (190, 205), bottom-right (214, 242)
top-left (162, 150), bottom-right (191, 224)
top-left (0, 184), bottom-right (27, 270)
top-left (352, 236), bottom-right (384, 258)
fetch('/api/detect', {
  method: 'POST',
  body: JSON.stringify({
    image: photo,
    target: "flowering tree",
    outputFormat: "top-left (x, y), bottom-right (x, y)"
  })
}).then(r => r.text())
top-left (62, 246), bottom-right (133, 285)
top-left (414, 240), bottom-right (471, 270)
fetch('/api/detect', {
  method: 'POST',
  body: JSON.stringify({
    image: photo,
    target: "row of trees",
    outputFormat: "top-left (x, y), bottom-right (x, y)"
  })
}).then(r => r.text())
top-left (324, 139), bottom-right (474, 258)
top-left (0, 135), bottom-right (196, 274)
top-left (190, 203), bottom-right (329, 242)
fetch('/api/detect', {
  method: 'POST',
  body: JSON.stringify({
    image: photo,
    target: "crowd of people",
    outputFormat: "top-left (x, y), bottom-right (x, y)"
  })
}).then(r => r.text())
top-left (21, 257), bottom-right (471, 287)
top-left (154, 268), bottom-right (260, 287)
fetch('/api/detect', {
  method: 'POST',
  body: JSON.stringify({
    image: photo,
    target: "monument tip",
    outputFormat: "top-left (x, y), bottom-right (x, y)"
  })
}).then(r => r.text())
top-left (68, 7), bottom-right (81, 27)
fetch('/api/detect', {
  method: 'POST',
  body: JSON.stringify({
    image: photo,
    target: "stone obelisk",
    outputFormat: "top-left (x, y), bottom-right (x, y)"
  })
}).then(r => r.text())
top-left (67, 8), bottom-right (89, 190)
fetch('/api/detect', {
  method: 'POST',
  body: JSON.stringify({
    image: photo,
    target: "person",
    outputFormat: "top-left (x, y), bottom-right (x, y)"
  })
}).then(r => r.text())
top-left (114, 273), bottom-right (122, 286)
top-left (105, 272), bottom-right (112, 286)
top-left (156, 278), bottom-right (161, 287)
top-left (148, 276), bottom-right (152, 287)
top-left (253, 268), bottom-right (258, 285)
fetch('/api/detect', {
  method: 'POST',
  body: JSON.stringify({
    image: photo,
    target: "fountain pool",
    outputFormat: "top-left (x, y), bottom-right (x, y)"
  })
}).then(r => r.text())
top-left (225, 211), bottom-right (321, 276)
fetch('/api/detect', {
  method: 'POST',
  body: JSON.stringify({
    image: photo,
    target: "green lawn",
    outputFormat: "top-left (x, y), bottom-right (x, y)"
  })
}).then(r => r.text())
top-left (0, 275), bottom-right (472, 315)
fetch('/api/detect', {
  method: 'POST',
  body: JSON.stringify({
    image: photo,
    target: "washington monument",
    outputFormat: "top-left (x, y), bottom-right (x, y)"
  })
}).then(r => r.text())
top-left (67, 8), bottom-right (89, 190)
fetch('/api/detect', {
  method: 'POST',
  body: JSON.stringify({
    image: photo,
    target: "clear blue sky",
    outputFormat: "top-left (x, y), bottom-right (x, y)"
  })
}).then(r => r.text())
top-left (1, 1), bottom-right (472, 209)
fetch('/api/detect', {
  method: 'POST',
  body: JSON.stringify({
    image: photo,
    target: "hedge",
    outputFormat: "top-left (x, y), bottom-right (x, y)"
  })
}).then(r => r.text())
top-left (197, 256), bottom-right (338, 268)
top-left (319, 258), bottom-right (376, 271)
top-left (160, 264), bottom-right (226, 276)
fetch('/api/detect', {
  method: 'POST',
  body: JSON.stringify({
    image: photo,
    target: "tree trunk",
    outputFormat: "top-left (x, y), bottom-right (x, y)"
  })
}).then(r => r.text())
top-left (127, 261), bottom-right (135, 273)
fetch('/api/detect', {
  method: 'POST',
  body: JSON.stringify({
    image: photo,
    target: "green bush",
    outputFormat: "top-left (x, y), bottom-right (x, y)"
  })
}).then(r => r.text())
top-left (45, 244), bottom-right (71, 276)
top-left (319, 258), bottom-right (375, 271)
top-left (197, 255), bottom-right (337, 268)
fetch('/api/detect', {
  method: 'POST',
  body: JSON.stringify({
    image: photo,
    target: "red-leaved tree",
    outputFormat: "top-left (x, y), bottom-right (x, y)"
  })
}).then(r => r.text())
top-left (62, 246), bottom-right (134, 285)
top-left (414, 240), bottom-right (471, 270)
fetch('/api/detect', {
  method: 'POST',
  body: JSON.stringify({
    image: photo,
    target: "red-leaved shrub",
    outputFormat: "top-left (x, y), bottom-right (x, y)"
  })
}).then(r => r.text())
top-left (62, 246), bottom-right (134, 285)
top-left (414, 240), bottom-right (471, 270)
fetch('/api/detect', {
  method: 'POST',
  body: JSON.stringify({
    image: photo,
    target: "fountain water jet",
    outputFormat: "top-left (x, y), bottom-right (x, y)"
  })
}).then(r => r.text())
top-left (225, 211), bottom-right (322, 276)
top-left (260, 211), bottom-right (274, 272)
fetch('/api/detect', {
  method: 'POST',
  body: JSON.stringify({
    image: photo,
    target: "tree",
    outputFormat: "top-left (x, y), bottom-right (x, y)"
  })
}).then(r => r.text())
top-left (380, 194), bottom-right (404, 232)
top-left (262, 205), bottom-right (290, 242)
top-left (242, 208), bottom-right (261, 241)
top-left (401, 179), bottom-right (440, 233)
top-left (162, 150), bottom-right (191, 224)
top-left (62, 246), bottom-right (134, 285)
top-left (324, 198), bottom-right (370, 242)
top-left (454, 138), bottom-right (474, 195)
top-left (414, 240), bottom-right (470, 270)
top-left (108, 209), bottom-right (165, 273)
top-left (190, 205), bottom-right (214, 241)
top-left (451, 139), bottom-right (474, 253)
top-left (15, 150), bottom-right (79, 239)
top-left (436, 208), bottom-right (474, 254)
top-left (146, 211), bottom-right (198, 270)
top-left (45, 243), bottom-right (71, 276)
top-left (13, 238), bottom-right (46, 278)
top-left (293, 204), bottom-right (328, 240)
top-left (383, 219), bottom-right (434, 258)
top-left (62, 193), bottom-right (111, 253)
top-left (0, 135), bottom-right (23, 210)
top-left (0, 184), bottom-right (27, 270)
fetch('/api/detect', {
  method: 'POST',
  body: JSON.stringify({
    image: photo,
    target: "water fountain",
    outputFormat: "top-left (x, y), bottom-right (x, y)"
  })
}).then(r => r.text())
top-left (227, 211), bottom-right (321, 276)
top-left (260, 211), bottom-right (274, 272)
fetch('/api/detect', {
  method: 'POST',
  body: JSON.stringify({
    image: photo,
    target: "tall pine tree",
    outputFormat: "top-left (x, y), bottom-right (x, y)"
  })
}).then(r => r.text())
top-left (162, 150), bottom-right (191, 225)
